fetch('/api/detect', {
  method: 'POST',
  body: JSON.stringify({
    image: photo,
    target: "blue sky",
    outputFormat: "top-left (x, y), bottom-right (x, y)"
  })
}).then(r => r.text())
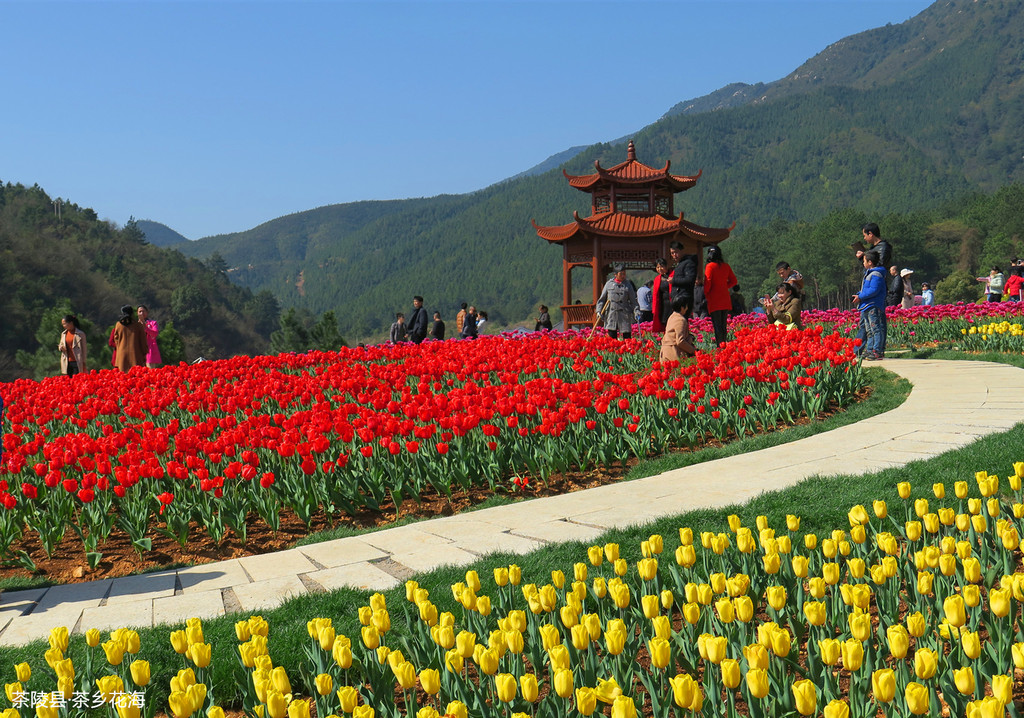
top-left (1, 0), bottom-right (932, 240)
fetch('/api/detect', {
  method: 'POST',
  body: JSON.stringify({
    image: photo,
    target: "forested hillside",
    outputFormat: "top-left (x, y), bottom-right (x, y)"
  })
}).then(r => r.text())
top-left (175, 0), bottom-right (1024, 338)
top-left (0, 183), bottom-right (277, 381)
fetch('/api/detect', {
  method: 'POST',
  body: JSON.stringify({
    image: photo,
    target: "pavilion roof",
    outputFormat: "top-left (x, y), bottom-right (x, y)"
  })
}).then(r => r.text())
top-left (533, 210), bottom-right (733, 244)
top-left (563, 140), bottom-right (701, 192)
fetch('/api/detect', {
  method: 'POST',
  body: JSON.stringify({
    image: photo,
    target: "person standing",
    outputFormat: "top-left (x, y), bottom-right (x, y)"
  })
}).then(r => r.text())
top-left (921, 283), bottom-right (935, 306)
top-left (112, 305), bottom-right (148, 372)
top-left (886, 266), bottom-right (903, 308)
top-left (900, 270), bottom-right (915, 309)
top-left (857, 223), bottom-right (892, 270)
top-left (651, 258), bottom-right (672, 332)
top-left (137, 305), bottom-right (162, 368)
top-left (461, 306), bottom-right (478, 339)
top-left (58, 314), bottom-right (88, 376)
top-left (535, 305), bottom-right (552, 331)
top-left (1003, 267), bottom-right (1023, 301)
top-left (407, 296), bottom-right (428, 343)
top-left (704, 246), bottom-right (739, 346)
top-left (430, 312), bottom-right (446, 340)
top-left (853, 251), bottom-right (886, 360)
top-left (596, 264), bottom-right (639, 339)
top-left (389, 313), bottom-right (407, 343)
top-left (730, 286), bottom-right (747, 316)
top-left (455, 303), bottom-right (468, 336)
top-left (659, 297), bottom-right (696, 362)
top-left (636, 281), bottom-right (653, 323)
top-left (978, 267), bottom-right (1004, 302)
top-left (774, 261), bottom-right (805, 293)
top-left (668, 242), bottom-right (699, 316)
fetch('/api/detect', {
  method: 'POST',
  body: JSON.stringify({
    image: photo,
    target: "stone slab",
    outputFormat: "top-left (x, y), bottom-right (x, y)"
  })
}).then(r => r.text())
top-left (35, 580), bottom-right (112, 613)
top-left (238, 549), bottom-right (317, 582)
top-left (304, 562), bottom-right (401, 593)
top-left (298, 538), bottom-right (388, 568)
top-left (359, 526), bottom-right (455, 554)
top-left (511, 520), bottom-right (608, 544)
top-left (392, 545), bottom-right (479, 574)
top-left (0, 611), bottom-right (85, 647)
top-left (178, 560), bottom-right (250, 594)
top-left (152, 591), bottom-right (226, 626)
top-left (109, 571), bottom-right (177, 601)
top-left (233, 575), bottom-right (307, 613)
top-left (80, 597), bottom-right (154, 631)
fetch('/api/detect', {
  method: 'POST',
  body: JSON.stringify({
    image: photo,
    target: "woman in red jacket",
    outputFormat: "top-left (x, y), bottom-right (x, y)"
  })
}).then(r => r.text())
top-left (650, 257), bottom-right (672, 333)
top-left (704, 246), bottom-right (738, 346)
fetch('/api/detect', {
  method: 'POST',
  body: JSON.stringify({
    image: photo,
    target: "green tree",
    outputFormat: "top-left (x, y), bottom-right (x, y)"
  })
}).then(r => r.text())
top-left (156, 320), bottom-right (187, 365)
top-left (309, 311), bottom-right (346, 351)
top-left (270, 308), bottom-right (310, 354)
top-left (934, 270), bottom-right (982, 304)
top-left (246, 290), bottom-right (281, 337)
top-left (170, 283), bottom-right (211, 329)
top-left (206, 251), bottom-right (229, 278)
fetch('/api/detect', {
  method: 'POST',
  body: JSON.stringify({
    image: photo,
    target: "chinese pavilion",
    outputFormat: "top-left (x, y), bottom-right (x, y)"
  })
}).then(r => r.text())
top-left (533, 141), bottom-right (734, 328)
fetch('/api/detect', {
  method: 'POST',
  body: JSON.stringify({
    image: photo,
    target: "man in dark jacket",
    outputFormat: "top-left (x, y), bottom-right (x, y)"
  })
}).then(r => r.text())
top-left (668, 241), bottom-right (699, 316)
top-left (430, 312), bottom-right (445, 340)
top-left (857, 223), bottom-right (892, 270)
top-left (407, 296), bottom-right (428, 343)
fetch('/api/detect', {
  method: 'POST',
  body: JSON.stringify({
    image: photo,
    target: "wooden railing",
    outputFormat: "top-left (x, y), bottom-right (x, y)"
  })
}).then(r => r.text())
top-left (561, 303), bottom-right (596, 329)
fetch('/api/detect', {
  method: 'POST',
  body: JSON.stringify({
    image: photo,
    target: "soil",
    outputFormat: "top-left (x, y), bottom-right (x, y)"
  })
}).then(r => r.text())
top-left (0, 389), bottom-right (869, 586)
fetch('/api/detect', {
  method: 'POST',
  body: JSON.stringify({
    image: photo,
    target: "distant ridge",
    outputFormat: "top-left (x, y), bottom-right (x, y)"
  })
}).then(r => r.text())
top-left (137, 219), bottom-right (190, 246)
top-left (176, 0), bottom-right (1024, 339)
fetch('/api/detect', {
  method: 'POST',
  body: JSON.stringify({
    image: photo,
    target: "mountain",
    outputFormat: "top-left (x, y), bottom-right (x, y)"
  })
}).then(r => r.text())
top-left (177, 0), bottom-right (1024, 339)
top-left (136, 219), bottom-right (190, 246)
top-left (0, 184), bottom-right (274, 381)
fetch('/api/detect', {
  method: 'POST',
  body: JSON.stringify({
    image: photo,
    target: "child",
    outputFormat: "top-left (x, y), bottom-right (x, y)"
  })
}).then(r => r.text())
top-left (660, 296), bottom-right (696, 362)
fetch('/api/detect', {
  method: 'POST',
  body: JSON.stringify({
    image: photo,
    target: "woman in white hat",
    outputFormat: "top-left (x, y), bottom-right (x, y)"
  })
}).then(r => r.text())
top-left (900, 269), bottom-right (915, 309)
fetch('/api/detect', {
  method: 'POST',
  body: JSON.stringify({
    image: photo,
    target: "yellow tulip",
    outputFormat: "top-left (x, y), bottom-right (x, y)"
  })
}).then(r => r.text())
top-left (553, 669), bottom-right (574, 698)
top-left (36, 704), bottom-right (59, 718)
top-left (744, 642), bottom-right (770, 670)
top-left (508, 564), bottom-right (522, 585)
top-left (823, 699), bottom-right (850, 718)
top-left (570, 624), bottom-right (589, 651)
top-left (96, 675), bottom-right (124, 704)
top-left (455, 630), bottom-right (475, 658)
top-left (943, 594), bottom-right (967, 628)
top-left (886, 624), bottom-right (909, 659)
top-left (848, 612), bottom-right (872, 642)
top-left (669, 674), bottom-right (697, 708)
top-left (872, 669), bottom-right (895, 702)
top-left (961, 630), bottom-right (981, 660)
top-left (822, 563), bottom-right (840, 585)
top-left (168, 691), bottom-right (194, 718)
top-left (769, 627), bottom-right (791, 658)
top-left (5, 683), bottom-right (23, 705)
top-left (990, 674), bottom-right (1012, 706)
top-left (479, 648), bottom-right (500, 676)
top-left (129, 659), bottom-right (150, 687)
top-left (682, 601), bottom-right (700, 624)
top-left (333, 642), bottom-right (353, 670)
top-left (715, 597), bottom-right (735, 623)
top-left (675, 544), bottom-right (696, 567)
top-left (791, 679), bottom-right (817, 716)
top-left (48, 627), bottom-right (69, 653)
top-left (103, 639), bottom-right (126, 666)
top-left (548, 644), bottom-right (570, 671)
top-left (337, 686), bottom-right (359, 713)
top-left (841, 638), bottom-right (864, 671)
top-left (705, 635), bottom-right (728, 664)
top-left (954, 666), bottom-right (976, 695)
top-left (595, 677), bottom-right (622, 704)
top-left (494, 673), bottom-right (516, 703)
top-left (916, 571), bottom-right (933, 596)
top-left (897, 481), bottom-right (911, 499)
top-left (746, 668), bottom-right (770, 699)
top-left (604, 543), bottom-right (619, 562)
top-left (189, 643), bottom-right (212, 669)
top-left (905, 521), bottom-right (922, 541)
top-left (766, 586), bottom-right (786, 611)
top-left (610, 696), bottom-right (636, 718)
top-left (641, 594), bottom-right (660, 618)
top-left (637, 558), bottom-right (658, 581)
top-left (808, 577), bottom-right (826, 599)
top-left (721, 658), bottom-right (740, 689)
top-left (575, 687), bottom-right (597, 716)
top-left (735, 595), bottom-right (754, 622)
top-left (309, 674), bottom-right (332, 697)
top-left (609, 582), bottom-right (630, 609)
top-left (803, 601), bottom-right (826, 626)
top-left (914, 648), bottom-right (937, 679)
top-left (904, 683), bottom-right (931, 716)
top-left (648, 637), bottom-right (671, 669)
top-left (285, 701), bottom-right (310, 718)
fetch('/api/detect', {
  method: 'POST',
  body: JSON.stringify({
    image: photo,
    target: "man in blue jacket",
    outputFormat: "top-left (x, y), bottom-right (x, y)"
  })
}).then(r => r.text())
top-left (853, 250), bottom-right (887, 360)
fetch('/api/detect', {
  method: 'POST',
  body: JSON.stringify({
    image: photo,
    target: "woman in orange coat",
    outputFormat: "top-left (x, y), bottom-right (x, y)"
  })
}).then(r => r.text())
top-left (112, 305), bottom-right (148, 372)
top-left (659, 297), bottom-right (696, 363)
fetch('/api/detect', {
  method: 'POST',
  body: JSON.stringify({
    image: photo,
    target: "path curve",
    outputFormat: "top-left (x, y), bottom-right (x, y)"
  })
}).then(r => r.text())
top-left (2, 359), bottom-right (1022, 646)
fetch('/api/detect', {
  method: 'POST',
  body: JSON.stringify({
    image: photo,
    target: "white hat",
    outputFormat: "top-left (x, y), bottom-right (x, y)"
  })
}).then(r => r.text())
top-left (900, 268), bottom-right (914, 277)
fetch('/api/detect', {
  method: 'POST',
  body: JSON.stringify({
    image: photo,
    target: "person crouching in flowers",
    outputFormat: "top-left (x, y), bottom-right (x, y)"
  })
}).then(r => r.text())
top-left (764, 281), bottom-right (804, 330)
top-left (660, 296), bottom-right (696, 362)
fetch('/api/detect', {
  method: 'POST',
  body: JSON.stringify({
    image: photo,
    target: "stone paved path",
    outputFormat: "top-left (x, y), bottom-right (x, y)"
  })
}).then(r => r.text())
top-left (1, 359), bottom-right (1022, 646)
